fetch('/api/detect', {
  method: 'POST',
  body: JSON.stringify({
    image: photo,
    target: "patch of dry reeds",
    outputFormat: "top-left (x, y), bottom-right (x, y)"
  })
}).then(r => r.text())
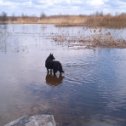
top-left (85, 15), bottom-right (126, 28)
top-left (52, 30), bottom-right (126, 48)
top-left (1, 13), bottom-right (126, 28)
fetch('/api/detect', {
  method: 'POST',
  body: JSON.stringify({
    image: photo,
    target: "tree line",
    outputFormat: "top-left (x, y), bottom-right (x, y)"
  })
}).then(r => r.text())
top-left (0, 11), bottom-right (46, 23)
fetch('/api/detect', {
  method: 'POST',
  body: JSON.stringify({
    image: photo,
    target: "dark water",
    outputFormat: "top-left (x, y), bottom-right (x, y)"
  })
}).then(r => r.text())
top-left (0, 24), bottom-right (126, 126)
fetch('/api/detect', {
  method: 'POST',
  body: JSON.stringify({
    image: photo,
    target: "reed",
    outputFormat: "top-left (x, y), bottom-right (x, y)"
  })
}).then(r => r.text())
top-left (52, 30), bottom-right (126, 48)
top-left (0, 14), bottom-right (126, 28)
top-left (85, 15), bottom-right (126, 28)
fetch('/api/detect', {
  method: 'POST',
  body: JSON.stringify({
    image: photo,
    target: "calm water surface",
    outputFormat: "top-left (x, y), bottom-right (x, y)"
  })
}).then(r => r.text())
top-left (0, 24), bottom-right (126, 126)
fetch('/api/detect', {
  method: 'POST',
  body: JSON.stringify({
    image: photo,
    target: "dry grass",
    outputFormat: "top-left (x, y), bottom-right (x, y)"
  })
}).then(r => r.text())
top-left (51, 29), bottom-right (126, 48)
top-left (1, 14), bottom-right (126, 28)
top-left (39, 15), bottom-right (87, 26)
top-left (85, 15), bottom-right (126, 28)
top-left (52, 15), bottom-right (126, 28)
top-left (91, 33), bottom-right (126, 48)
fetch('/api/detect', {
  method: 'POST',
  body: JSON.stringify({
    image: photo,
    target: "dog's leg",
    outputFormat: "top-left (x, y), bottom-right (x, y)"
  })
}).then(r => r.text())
top-left (53, 69), bottom-right (56, 76)
top-left (48, 69), bottom-right (53, 74)
top-left (47, 69), bottom-right (49, 74)
top-left (59, 72), bottom-right (62, 76)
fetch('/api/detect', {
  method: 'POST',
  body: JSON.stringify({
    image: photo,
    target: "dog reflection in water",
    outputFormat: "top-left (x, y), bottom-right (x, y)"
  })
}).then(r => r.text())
top-left (46, 73), bottom-right (64, 86)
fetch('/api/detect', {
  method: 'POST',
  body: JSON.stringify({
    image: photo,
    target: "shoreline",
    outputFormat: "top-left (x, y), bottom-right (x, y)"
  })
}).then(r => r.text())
top-left (0, 15), bottom-right (126, 28)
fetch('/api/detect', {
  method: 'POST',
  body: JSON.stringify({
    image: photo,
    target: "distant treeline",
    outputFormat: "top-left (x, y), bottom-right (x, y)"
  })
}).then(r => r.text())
top-left (0, 11), bottom-right (126, 28)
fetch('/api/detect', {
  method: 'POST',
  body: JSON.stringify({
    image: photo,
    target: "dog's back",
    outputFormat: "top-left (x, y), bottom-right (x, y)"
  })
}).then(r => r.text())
top-left (53, 61), bottom-right (64, 74)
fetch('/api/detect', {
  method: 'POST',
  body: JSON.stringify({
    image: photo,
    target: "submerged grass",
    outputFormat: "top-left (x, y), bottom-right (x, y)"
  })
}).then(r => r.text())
top-left (51, 28), bottom-right (126, 48)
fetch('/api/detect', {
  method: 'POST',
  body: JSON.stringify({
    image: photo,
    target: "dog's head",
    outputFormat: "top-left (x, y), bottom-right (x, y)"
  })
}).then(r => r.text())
top-left (49, 53), bottom-right (55, 60)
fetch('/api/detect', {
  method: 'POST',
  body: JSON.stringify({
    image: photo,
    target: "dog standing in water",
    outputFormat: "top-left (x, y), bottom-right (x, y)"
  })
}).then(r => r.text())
top-left (45, 53), bottom-right (64, 75)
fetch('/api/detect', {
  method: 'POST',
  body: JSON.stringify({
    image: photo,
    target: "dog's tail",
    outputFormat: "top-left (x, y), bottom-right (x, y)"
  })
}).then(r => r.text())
top-left (59, 65), bottom-right (64, 73)
top-left (62, 70), bottom-right (64, 73)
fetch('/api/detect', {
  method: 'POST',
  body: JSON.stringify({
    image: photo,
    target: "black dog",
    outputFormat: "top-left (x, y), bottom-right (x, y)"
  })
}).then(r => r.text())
top-left (45, 53), bottom-right (64, 75)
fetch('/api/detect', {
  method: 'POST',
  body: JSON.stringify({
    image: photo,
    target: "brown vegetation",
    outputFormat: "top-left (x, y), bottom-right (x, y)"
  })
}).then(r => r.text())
top-left (38, 14), bottom-right (126, 28)
top-left (51, 30), bottom-right (126, 48)
top-left (0, 12), bottom-right (126, 28)
top-left (85, 14), bottom-right (126, 28)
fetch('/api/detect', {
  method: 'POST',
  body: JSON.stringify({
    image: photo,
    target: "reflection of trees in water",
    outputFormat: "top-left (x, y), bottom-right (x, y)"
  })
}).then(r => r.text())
top-left (46, 73), bottom-right (64, 86)
top-left (0, 24), bottom-right (8, 52)
top-left (0, 24), bottom-right (7, 29)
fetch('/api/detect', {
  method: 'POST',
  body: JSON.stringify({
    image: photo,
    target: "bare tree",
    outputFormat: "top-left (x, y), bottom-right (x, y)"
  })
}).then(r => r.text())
top-left (0, 11), bottom-right (8, 22)
top-left (40, 12), bottom-right (46, 19)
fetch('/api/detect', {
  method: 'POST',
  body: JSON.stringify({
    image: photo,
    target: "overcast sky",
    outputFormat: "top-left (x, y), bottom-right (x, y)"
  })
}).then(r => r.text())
top-left (0, 0), bottom-right (126, 16)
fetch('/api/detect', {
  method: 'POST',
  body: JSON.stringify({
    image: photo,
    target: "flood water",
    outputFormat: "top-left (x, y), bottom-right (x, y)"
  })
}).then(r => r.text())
top-left (0, 24), bottom-right (126, 126)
